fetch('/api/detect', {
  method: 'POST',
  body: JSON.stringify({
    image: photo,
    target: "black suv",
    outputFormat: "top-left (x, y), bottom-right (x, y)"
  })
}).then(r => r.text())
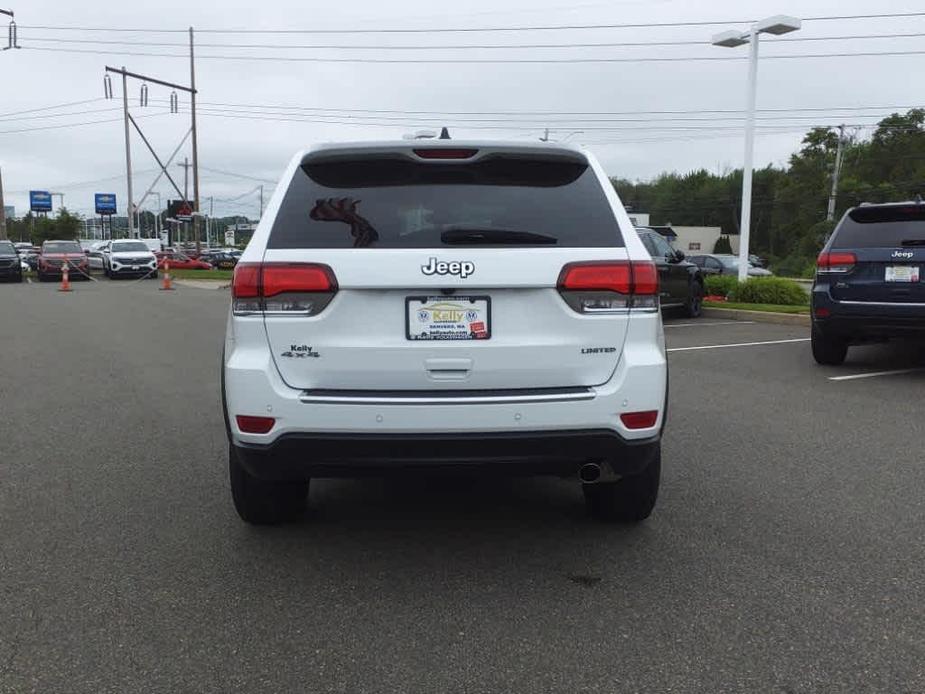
top-left (812, 201), bottom-right (925, 365)
top-left (636, 228), bottom-right (703, 317)
top-left (0, 240), bottom-right (23, 282)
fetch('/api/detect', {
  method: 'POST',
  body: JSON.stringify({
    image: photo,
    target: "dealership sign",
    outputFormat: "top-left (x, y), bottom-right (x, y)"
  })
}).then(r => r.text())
top-left (29, 190), bottom-right (52, 212)
top-left (94, 193), bottom-right (117, 215)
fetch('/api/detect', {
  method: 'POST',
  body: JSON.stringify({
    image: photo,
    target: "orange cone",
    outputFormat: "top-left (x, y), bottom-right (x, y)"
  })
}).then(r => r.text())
top-left (59, 263), bottom-right (72, 292)
top-left (160, 260), bottom-right (174, 291)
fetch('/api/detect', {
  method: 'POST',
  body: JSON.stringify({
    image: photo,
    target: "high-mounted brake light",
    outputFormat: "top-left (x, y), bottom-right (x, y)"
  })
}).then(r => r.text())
top-left (233, 262), bottom-right (337, 315)
top-left (557, 260), bottom-right (659, 313)
top-left (413, 148), bottom-right (478, 160)
top-left (816, 251), bottom-right (856, 274)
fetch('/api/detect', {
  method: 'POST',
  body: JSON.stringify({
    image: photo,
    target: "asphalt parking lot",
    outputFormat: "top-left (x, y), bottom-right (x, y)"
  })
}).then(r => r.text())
top-left (2, 281), bottom-right (924, 693)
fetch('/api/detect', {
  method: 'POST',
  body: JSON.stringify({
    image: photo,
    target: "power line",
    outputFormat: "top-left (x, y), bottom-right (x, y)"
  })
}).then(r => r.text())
top-left (18, 12), bottom-right (925, 35)
top-left (19, 32), bottom-right (925, 50)
top-left (181, 102), bottom-right (904, 125)
top-left (0, 106), bottom-right (121, 123)
top-left (185, 108), bottom-right (916, 133)
top-left (0, 98), bottom-right (105, 118)
top-left (0, 111), bottom-right (172, 135)
top-left (21, 45), bottom-right (925, 63)
top-left (199, 166), bottom-right (277, 184)
top-left (157, 98), bottom-right (923, 117)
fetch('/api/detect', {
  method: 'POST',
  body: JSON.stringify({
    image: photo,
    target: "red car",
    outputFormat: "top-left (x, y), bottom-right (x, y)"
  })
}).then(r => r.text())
top-left (156, 251), bottom-right (212, 270)
top-left (37, 240), bottom-right (90, 282)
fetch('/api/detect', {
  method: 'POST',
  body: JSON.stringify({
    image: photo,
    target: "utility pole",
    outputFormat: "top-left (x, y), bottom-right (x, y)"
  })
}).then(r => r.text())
top-left (121, 66), bottom-right (135, 237)
top-left (827, 124), bottom-right (846, 223)
top-left (189, 27), bottom-right (200, 213)
top-left (259, 185), bottom-right (264, 218)
top-left (178, 157), bottom-right (190, 201)
top-left (0, 166), bottom-right (7, 240)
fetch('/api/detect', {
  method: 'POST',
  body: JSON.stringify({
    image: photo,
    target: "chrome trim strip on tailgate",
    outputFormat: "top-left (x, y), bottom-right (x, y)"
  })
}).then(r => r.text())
top-left (837, 300), bottom-right (925, 308)
top-left (299, 387), bottom-right (595, 405)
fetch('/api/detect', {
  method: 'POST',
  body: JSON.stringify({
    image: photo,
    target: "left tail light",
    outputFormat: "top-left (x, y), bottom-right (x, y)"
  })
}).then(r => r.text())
top-left (557, 260), bottom-right (658, 313)
top-left (233, 262), bottom-right (337, 315)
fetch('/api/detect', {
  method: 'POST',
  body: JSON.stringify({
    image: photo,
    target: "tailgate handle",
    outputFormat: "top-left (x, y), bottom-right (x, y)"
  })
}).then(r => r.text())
top-left (425, 358), bottom-right (472, 381)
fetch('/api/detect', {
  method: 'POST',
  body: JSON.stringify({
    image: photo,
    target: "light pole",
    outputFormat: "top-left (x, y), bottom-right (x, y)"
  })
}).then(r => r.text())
top-left (712, 15), bottom-right (801, 282)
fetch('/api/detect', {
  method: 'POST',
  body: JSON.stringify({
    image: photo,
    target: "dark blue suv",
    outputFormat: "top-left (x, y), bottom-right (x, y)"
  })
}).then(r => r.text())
top-left (812, 201), bottom-right (925, 365)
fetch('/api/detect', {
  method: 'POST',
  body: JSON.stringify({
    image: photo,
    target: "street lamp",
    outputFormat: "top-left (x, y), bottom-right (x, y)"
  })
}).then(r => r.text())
top-left (712, 15), bottom-right (801, 281)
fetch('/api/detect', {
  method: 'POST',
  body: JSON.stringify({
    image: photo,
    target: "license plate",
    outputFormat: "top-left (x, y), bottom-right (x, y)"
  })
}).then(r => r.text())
top-left (885, 265), bottom-right (920, 282)
top-left (131, 265), bottom-right (139, 270)
top-left (406, 296), bottom-right (491, 340)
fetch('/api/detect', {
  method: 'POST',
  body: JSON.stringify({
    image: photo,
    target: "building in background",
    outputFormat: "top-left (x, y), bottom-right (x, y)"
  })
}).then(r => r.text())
top-left (649, 224), bottom-right (738, 255)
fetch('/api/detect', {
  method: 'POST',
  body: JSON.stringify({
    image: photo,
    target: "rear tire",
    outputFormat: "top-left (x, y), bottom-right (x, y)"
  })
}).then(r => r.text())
top-left (811, 325), bottom-right (848, 365)
top-left (683, 279), bottom-right (703, 318)
top-left (229, 445), bottom-right (309, 524)
top-left (583, 445), bottom-right (661, 522)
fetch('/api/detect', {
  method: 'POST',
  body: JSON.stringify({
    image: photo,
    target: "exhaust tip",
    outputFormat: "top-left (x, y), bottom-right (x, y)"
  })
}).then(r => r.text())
top-left (578, 463), bottom-right (602, 484)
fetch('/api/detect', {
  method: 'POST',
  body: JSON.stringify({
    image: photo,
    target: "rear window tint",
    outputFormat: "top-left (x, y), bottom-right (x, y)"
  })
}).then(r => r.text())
top-left (267, 155), bottom-right (624, 249)
top-left (832, 206), bottom-right (925, 248)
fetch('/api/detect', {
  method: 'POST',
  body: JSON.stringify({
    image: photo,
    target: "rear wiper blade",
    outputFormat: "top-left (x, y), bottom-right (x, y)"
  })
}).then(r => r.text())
top-left (440, 228), bottom-right (558, 245)
top-left (900, 239), bottom-right (925, 246)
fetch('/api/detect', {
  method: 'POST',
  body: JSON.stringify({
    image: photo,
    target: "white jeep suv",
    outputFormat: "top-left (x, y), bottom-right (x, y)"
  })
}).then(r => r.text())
top-left (223, 141), bottom-right (668, 524)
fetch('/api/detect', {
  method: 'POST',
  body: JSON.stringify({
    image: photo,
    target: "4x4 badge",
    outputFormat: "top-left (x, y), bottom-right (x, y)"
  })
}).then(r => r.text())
top-left (281, 344), bottom-right (320, 359)
top-left (422, 257), bottom-right (475, 279)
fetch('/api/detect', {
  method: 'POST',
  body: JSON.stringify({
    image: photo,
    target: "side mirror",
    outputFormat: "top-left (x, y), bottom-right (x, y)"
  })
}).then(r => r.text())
top-left (674, 250), bottom-right (686, 262)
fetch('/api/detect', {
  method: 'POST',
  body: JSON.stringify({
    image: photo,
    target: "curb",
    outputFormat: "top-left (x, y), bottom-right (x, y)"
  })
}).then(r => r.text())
top-left (701, 307), bottom-right (811, 327)
top-left (174, 279), bottom-right (231, 290)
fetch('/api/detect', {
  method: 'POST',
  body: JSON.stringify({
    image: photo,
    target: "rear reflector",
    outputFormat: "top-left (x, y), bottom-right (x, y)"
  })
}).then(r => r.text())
top-left (816, 251), bottom-right (856, 273)
top-left (557, 260), bottom-right (659, 313)
top-left (620, 410), bottom-right (659, 429)
top-left (413, 148), bottom-right (478, 160)
top-left (235, 415), bottom-right (275, 434)
top-left (233, 262), bottom-right (337, 315)
top-left (815, 307), bottom-right (831, 318)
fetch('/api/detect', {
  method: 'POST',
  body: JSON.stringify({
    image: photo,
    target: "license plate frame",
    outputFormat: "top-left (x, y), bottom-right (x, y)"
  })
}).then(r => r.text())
top-left (885, 265), bottom-right (920, 283)
top-left (406, 295), bottom-right (491, 341)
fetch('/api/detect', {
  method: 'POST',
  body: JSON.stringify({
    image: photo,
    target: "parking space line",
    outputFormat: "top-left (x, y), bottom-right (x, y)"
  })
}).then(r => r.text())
top-left (828, 368), bottom-right (925, 382)
top-left (667, 338), bottom-right (810, 352)
top-left (664, 321), bottom-right (755, 329)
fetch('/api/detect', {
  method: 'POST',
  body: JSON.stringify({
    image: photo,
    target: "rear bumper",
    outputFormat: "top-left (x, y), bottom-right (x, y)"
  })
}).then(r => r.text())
top-left (813, 286), bottom-right (925, 339)
top-left (233, 429), bottom-right (661, 480)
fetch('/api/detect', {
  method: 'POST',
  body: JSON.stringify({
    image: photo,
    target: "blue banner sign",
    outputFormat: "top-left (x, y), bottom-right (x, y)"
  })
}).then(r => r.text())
top-left (29, 190), bottom-right (52, 212)
top-left (95, 193), bottom-right (117, 215)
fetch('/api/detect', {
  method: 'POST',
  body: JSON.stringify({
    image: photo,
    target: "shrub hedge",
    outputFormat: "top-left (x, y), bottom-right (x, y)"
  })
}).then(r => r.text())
top-left (702, 275), bottom-right (808, 306)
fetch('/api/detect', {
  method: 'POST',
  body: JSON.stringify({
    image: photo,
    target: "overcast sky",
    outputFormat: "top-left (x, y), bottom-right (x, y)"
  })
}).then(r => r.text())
top-left (1, 0), bottom-right (923, 219)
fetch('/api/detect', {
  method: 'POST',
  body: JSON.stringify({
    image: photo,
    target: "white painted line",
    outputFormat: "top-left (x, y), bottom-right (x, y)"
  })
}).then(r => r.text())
top-left (664, 320), bottom-right (756, 329)
top-left (667, 338), bottom-right (810, 352)
top-left (828, 368), bottom-right (925, 382)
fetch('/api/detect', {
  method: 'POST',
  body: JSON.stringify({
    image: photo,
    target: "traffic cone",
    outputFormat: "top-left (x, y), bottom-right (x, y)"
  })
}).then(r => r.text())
top-left (59, 264), bottom-right (72, 292)
top-left (160, 260), bottom-right (174, 291)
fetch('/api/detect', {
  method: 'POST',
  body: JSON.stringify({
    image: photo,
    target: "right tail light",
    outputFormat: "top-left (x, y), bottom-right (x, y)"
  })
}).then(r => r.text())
top-left (816, 251), bottom-right (856, 274)
top-left (233, 262), bottom-right (337, 315)
top-left (557, 260), bottom-right (659, 313)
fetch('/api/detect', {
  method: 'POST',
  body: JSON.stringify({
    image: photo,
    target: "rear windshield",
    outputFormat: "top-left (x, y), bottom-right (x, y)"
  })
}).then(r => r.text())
top-left (267, 155), bottom-right (623, 249)
top-left (832, 206), bottom-right (925, 248)
top-left (43, 242), bottom-right (82, 254)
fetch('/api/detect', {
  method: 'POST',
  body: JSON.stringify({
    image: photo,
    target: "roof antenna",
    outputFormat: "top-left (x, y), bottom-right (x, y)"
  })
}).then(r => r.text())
top-left (439, 127), bottom-right (451, 140)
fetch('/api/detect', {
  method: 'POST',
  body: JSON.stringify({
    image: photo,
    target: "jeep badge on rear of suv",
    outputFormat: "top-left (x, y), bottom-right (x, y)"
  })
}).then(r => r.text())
top-left (421, 257), bottom-right (475, 279)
